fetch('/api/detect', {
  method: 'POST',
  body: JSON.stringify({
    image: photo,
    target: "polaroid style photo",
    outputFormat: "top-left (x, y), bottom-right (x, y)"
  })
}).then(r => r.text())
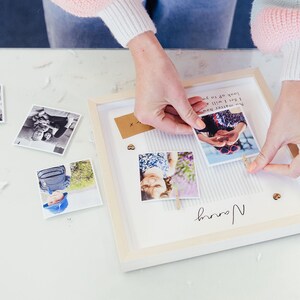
top-left (13, 105), bottom-right (81, 155)
top-left (37, 159), bottom-right (102, 219)
top-left (0, 85), bottom-right (5, 123)
top-left (139, 151), bottom-right (199, 201)
top-left (193, 106), bottom-right (260, 166)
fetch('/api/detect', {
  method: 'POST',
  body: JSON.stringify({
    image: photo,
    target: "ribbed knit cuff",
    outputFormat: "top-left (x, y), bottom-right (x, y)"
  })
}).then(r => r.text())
top-left (281, 40), bottom-right (300, 81)
top-left (98, 0), bottom-right (156, 48)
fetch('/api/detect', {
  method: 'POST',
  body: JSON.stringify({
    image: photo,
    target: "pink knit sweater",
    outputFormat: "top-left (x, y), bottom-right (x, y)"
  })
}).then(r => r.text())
top-left (251, 7), bottom-right (300, 52)
top-left (51, 0), bottom-right (300, 80)
top-left (51, 0), bottom-right (113, 17)
top-left (251, 1), bottom-right (300, 80)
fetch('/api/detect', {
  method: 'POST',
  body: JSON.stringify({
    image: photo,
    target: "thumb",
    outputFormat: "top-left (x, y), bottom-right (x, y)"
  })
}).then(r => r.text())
top-left (248, 137), bottom-right (281, 173)
top-left (172, 97), bottom-right (206, 130)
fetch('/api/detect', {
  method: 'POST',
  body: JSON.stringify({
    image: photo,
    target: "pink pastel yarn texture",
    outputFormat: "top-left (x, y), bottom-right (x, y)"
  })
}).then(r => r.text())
top-left (251, 7), bottom-right (300, 52)
top-left (51, 0), bottom-right (113, 17)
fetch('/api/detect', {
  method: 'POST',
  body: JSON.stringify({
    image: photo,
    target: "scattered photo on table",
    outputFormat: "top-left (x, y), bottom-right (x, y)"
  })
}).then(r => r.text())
top-left (37, 159), bottom-right (102, 219)
top-left (139, 151), bottom-right (199, 201)
top-left (13, 105), bottom-right (81, 155)
top-left (193, 106), bottom-right (260, 166)
top-left (0, 85), bottom-right (4, 123)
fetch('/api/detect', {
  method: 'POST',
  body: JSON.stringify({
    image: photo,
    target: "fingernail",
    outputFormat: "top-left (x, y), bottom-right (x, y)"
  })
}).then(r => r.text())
top-left (247, 161), bottom-right (257, 173)
top-left (196, 118), bottom-right (206, 130)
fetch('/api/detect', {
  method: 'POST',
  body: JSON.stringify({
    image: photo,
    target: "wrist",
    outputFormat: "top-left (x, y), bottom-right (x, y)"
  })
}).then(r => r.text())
top-left (128, 32), bottom-right (168, 67)
top-left (280, 80), bottom-right (300, 101)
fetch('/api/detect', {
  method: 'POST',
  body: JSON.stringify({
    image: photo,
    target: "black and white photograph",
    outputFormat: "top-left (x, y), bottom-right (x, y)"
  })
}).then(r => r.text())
top-left (13, 105), bottom-right (81, 155)
top-left (0, 85), bottom-right (4, 123)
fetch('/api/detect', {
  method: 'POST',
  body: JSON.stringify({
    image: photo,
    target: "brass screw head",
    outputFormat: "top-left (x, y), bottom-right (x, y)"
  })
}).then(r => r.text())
top-left (273, 193), bottom-right (281, 200)
top-left (127, 144), bottom-right (135, 150)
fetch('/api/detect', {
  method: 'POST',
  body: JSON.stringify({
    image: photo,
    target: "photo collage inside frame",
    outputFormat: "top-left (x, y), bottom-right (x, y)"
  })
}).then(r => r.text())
top-left (13, 105), bottom-right (81, 155)
top-left (0, 85), bottom-right (4, 123)
top-left (138, 151), bottom-right (199, 202)
top-left (193, 105), bottom-right (260, 166)
top-left (134, 106), bottom-right (259, 202)
top-left (37, 159), bottom-right (102, 219)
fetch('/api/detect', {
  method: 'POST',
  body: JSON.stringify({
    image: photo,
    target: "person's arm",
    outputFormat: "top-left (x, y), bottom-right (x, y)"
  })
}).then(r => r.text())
top-left (248, 0), bottom-right (300, 177)
top-left (226, 122), bottom-right (247, 145)
top-left (128, 31), bottom-right (206, 134)
top-left (50, 0), bottom-right (156, 47)
top-left (50, 0), bottom-right (206, 134)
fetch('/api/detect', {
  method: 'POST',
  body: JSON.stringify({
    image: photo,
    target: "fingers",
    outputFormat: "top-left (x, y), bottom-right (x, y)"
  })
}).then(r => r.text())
top-left (263, 154), bottom-right (300, 178)
top-left (226, 135), bottom-right (239, 146)
top-left (210, 140), bottom-right (226, 147)
top-left (151, 113), bottom-right (194, 135)
top-left (248, 137), bottom-right (282, 173)
top-left (165, 97), bottom-right (207, 116)
top-left (166, 97), bottom-right (206, 130)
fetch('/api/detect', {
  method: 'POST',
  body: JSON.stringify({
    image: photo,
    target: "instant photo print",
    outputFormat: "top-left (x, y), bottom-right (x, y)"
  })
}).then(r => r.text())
top-left (139, 151), bottom-right (199, 202)
top-left (89, 69), bottom-right (300, 272)
top-left (37, 159), bottom-right (102, 219)
top-left (193, 106), bottom-right (260, 166)
top-left (13, 105), bottom-right (81, 155)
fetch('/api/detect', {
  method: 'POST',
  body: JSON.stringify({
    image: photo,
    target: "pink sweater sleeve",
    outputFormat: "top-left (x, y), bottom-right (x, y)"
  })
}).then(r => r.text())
top-left (50, 0), bottom-right (114, 17)
top-left (251, 1), bottom-right (300, 80)
top-left (50, 0), bottom-right (156, 47)
top-left (251, 6), bottom-right (300, 53)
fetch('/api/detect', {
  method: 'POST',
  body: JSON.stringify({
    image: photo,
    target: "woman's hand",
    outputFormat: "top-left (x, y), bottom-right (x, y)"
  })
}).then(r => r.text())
top-left (128, 32), bottom-right (206, 135)
top-left (248, 81), bottom-right (300, 178)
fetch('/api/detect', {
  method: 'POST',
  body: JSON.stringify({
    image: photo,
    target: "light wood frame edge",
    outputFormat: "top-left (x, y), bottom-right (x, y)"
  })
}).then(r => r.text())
top-left (88, 68), bottom-right (300, 267)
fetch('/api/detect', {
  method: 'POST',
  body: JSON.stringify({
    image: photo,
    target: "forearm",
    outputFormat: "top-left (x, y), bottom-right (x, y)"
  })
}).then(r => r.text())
top-left (128, 32), bottom-right (168, 71)
top-left (51, 0), bottom-right (156, 47)
top-left (233, 122), bottom-right (246, 135)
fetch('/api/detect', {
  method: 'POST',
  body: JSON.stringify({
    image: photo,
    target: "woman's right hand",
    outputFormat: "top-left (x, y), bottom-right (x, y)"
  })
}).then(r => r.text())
top-left (128, 32), bottom-right (206, 135)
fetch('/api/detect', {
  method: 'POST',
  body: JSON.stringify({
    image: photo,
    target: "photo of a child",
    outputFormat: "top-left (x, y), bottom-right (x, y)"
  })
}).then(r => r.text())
top-left (139, 151), bottom-right (199, 201)
top-left (193, 106), bottom-right (259, 166)
top-left (37, 159), bottom-right (102, 218)
top-left (43, 191), bottom-right (69, 214)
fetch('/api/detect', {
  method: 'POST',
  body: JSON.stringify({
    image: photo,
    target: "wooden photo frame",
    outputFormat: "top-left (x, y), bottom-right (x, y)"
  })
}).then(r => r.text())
top-left (89, 68), bottom-right (300, 272)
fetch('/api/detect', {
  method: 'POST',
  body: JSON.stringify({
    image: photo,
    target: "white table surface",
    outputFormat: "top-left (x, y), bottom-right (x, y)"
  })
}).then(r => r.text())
top-left (1, 49), bottom-right (298, 300)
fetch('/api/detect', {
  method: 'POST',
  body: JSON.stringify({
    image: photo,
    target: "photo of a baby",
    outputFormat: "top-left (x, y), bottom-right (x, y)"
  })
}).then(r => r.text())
top-left (193, 106), bottom-right (259, 166)
top-left (139, 151), bottom-right (199, 201)
top-left (37, 159), bottom-right (102, 218)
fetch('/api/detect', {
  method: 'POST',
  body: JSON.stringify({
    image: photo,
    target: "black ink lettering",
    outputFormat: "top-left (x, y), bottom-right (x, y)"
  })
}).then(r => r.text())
top-left (232, 204), bottom-right (246, 225)
top-left (194, 204), bottom-right (246, 225)
top-left (194, 207), bottom-right (230, 222)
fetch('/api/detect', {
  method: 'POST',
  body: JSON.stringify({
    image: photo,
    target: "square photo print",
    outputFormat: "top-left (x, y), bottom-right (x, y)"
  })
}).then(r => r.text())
top-left (13, 105), bottom-right (81, 155)
top-left (0, 85), bottom-right (4, 123)
top-left (193, 106), bottom-right (260, 166)
top-left (139, 151), bottom-right (199, 201)
top-left (37, 159), bottom-right (102, 219)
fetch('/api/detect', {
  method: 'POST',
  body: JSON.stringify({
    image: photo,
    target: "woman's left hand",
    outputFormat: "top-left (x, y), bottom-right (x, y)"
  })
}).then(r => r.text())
top-left (248, 81), bottom-right (300, 178)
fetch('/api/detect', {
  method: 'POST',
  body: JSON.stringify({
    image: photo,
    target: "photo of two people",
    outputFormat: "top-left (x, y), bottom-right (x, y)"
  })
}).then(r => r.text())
top-left (193, 106), bottom-right (260, 166)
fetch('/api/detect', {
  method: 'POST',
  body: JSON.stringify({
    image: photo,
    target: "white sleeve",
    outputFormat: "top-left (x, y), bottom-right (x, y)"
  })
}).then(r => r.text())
top-left (98, 0), bottom-right (157, 47)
